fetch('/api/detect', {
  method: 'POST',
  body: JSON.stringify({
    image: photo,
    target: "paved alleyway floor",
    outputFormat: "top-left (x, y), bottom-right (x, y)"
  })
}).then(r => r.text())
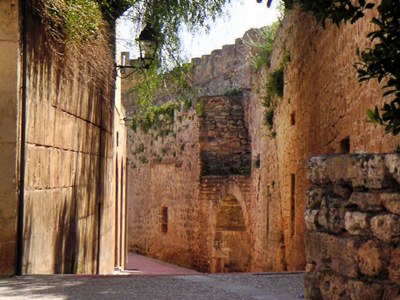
top-left (0, 254), bottom-right (305, 300)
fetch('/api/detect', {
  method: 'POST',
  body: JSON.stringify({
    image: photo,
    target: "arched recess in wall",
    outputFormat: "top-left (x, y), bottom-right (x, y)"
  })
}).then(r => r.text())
top-left (211, 192), bottom-right (251, 273)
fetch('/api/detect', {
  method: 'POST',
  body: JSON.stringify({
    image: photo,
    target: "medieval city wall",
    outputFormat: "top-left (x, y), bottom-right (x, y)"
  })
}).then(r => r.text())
top-left (252, 9), bottom-right (400, 271)
top-left (124, 34), bottom-right (255, 271)
top-left (126, 104), bottom-right (201, 268)
top-left (126, 7), bottom-right (400, 273)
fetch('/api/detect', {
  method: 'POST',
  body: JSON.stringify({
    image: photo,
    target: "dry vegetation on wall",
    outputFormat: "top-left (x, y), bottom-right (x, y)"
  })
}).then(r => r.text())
top-left (35, 0), bottom-right (115, 83)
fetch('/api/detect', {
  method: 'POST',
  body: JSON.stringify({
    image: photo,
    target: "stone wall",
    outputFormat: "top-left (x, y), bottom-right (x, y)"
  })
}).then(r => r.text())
top-left (125, 6), bottom-right (400, 273)
top-left (124, 34), bottom-right (255, 271)
top-left (126, 104), bottom-right (200, 268)
top-left (305, 154), bottom-right (400, 299)
top-left (21, 3), bottom-right (116, 274)
top-left (0, 0), bottom-right (121, 275)
top-left (0, 0), bottom-right (20, 276)
top-left (247, 8), bottom-right (400, 271)
top-left (194, 176), bottom-right (252, 273)
top-left (199, 95), bottom-right (251, 176)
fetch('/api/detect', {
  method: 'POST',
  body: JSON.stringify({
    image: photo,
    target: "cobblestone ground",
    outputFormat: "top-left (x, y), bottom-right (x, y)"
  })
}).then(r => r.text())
top-left (0, 273), bottom-right (304, 300)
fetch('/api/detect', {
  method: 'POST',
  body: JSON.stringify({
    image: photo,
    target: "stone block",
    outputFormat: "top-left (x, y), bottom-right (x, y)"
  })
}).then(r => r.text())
top-left (357, 240), bottom-right (383, 276)
top-left (0, 41), bottom-right (18, 92)
top-left (317, 198), bottom-right (345, 233)
top-left (381, 193), bottom-right (400, 215)
top-left (371, 214), bottom-right (400, 243)
top-left (346, 280), bottom-right (386, 300)
top-left (329, 236), bottom-right (358, 278)
top-left (332, 185), bottom-right (352, 199)
top-left (352, 155), bottom-right (393, 189)
top-left (345, 211), bottom-right (369, 235)
top-left (305, 209), bottom-right (319, 231)
top-left (304, 271), bottom-right (323, 300)
top-left (306, 187), bottom-right (323, 209)
top-left (389, 248), bottom-right (400, 284)
top-left (385, 154), bottom-right (400, 184)
top-left (307, 155), bottom-right (393, 189)
top-left (347, 192), bottom-right (384, 212)
top-left (305, 232), bottom-right (358, 277)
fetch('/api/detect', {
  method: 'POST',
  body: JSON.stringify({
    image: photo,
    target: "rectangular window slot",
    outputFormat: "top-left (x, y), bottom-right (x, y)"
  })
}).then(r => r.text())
top-left (290, 112), bottom-right (296, 126)
top-left (291, 174), bottom-right (295, 237)
top-left (340, 137), bottom-right (350, 154)
top-left (160, 207), bottom-right (168, 233)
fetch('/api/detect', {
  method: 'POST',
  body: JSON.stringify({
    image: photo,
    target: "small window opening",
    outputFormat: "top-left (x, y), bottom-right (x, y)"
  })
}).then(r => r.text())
top-left (290, 174), bottom-right (296, 237)
top-left (160, 207), bottom-right (168, 233)
top-left (116, 131), bottom-right (119, 147)
top-left (340, 137), bottom-right (350, 154)
top-left (290, 112), bottom-right (296, 126)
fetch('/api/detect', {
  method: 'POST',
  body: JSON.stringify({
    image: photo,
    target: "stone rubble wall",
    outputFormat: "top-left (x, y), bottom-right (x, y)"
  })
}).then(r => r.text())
top-left (199, 95), bottom-right (251, 175)
top-left (126, 106), bottom-right (201, 268)
top-left (194, 176), bottom-right (252, 272)
top-left (305, 154), bottom-right (400, 299)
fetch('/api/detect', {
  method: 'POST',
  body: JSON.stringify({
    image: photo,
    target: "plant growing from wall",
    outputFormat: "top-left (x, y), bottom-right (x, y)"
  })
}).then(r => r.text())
top-left (247, 21), bottom-right (280, 71)
top-left (261, 52), bottom-right (290, 137)
top-left (196, 100), bottom-right (205, 118)
top-left (131, 101), bottom-right (179, 133)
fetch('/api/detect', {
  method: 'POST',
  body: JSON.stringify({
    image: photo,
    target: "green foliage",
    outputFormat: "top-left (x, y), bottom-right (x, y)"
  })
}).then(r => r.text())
top-left (263, 107), bottom-right (275, 131)
top-left (130, 101), bottom-right (179, 133)
top-left (262, 0), bottom-right (400, 136)
top-left (266, 66), bottom-right (284, 98)
top-left (248, 22), bottom-right (280, 71)
top-left (223, 88), bottom-right (243, 97)
top-left (183, 99), bottom-right (192, 110)
top-left (196, 100), bottom-right (204, 117)
top-left (138, 155), bottom-right (148, 164)
top-left (133, 143), bottom-right (144, 154)
top-left (357, 1), bottom-right (400, 135)
top-left (261, 53), bottom-right (289, 136)
top-left (40, 0), bottom-right (106, 45)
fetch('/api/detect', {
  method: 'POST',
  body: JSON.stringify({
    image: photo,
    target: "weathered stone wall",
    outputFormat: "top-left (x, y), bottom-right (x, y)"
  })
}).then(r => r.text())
top-left (247, 8), bottom-right (400, 271)
top-left (124, 35), bottom-right (255, 271)
top-left (125, 6), bottom-right (400, 274)
top-left (126, 104), bottom-right (201, 268)
top-left (0, 0), bottom-right (121, 275)
top-left (199, 96), bottom-right (251, 176)
top-left (305, 154), bottom-right (400, 299)
top-left (21, 5), bottom-right (116, 274)
top-left (194, 176), bottom-right (252, 273)
top-left (0, 0), bottom-right (20, 276)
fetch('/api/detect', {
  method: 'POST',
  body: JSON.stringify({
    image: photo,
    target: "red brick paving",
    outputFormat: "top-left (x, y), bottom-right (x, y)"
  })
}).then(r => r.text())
top-left (125, 253), bottom-right (199, 275)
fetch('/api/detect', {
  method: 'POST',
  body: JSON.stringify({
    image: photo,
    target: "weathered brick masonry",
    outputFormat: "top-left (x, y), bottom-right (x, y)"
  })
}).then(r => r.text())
top-left (305, 154), bottom-right (400, 299)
